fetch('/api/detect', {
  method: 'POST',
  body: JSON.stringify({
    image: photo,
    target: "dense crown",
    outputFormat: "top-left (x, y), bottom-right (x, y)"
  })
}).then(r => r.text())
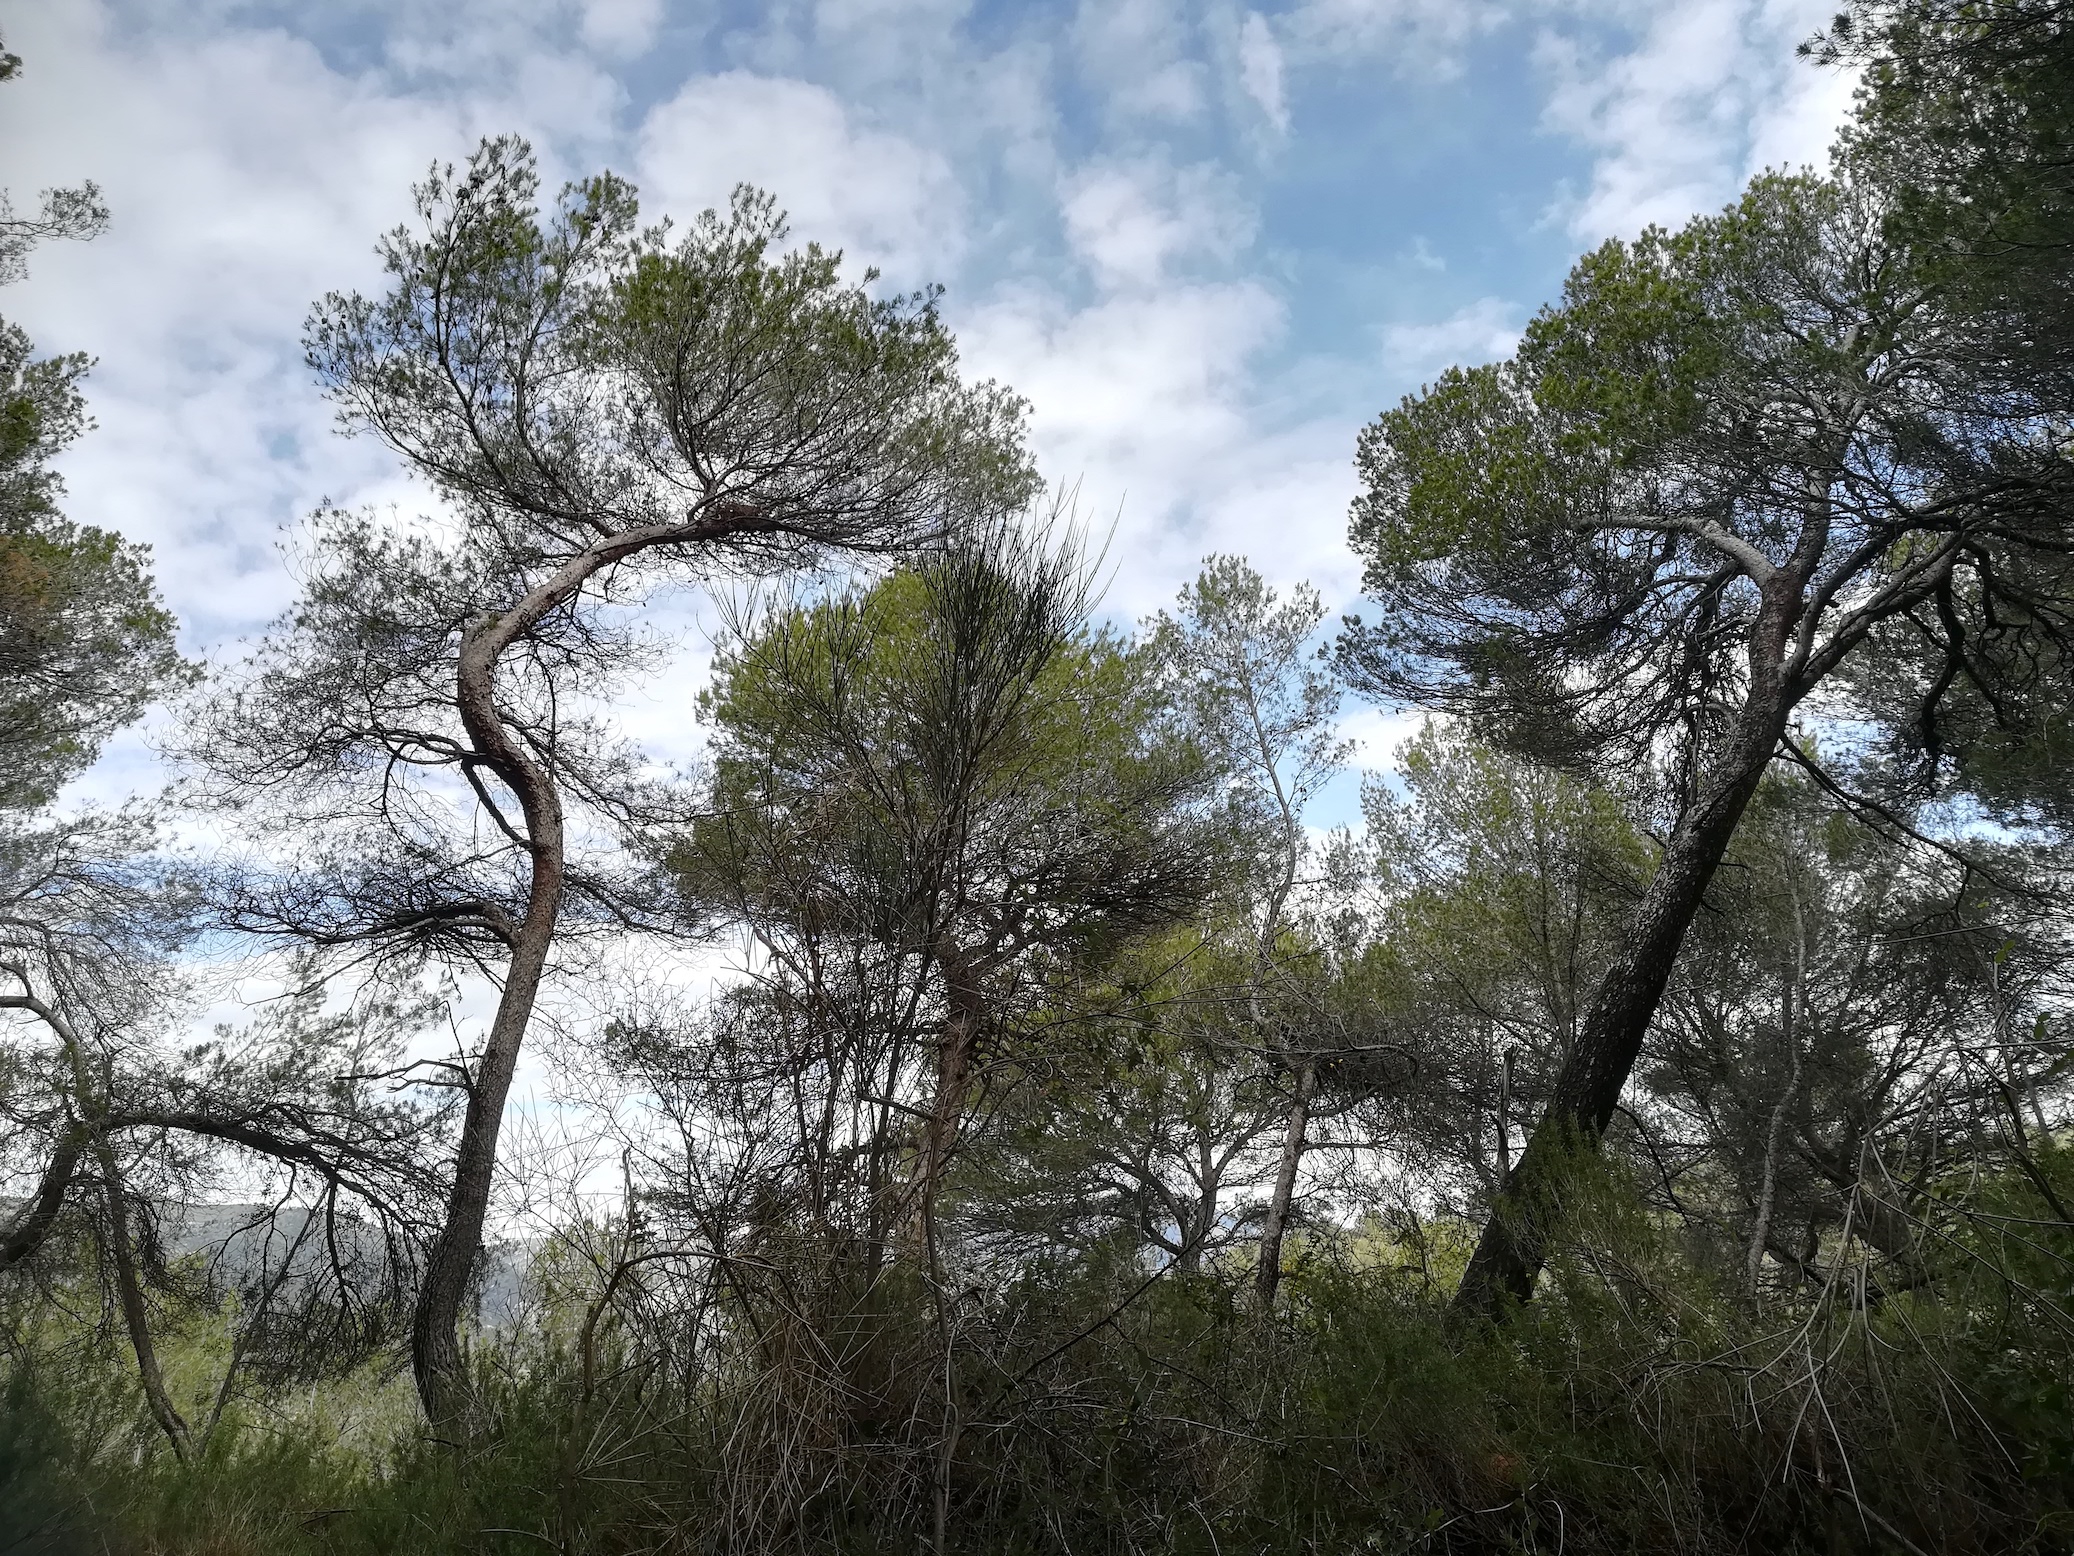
top-left (303, 137), bottom-right (1037, 576)
top-left (1338, 171), bottom-right (2074, 791)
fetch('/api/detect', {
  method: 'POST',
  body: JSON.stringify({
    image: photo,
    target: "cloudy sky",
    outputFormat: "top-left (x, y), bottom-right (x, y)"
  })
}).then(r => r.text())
top-left (1, 0), bottom-right (1858, 812)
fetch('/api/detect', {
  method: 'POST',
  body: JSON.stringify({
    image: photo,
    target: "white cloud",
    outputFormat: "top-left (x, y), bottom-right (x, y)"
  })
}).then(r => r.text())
top-left (1382, 297), bottom-right (1522, 385)
top-left (580, 0), bottom-right (664, 56)
top-left (956, 275), bottom-right (1373, 630)
top-left (804, 0), bottom-right (1026, 138)
top-left (964, 281), bottom-right (1282, 487)
top-left (815, 0), bottom-right (974, 35)
top-left (1744, 0), bottom-right (1860, 175)
top-left (635, 72), bottom-right (964, 283)
top-left (960, 278), bottom-right (1292, 604)
top-left (0, 3), bottom-right (473, 651)
top-left (1337, 704), bottom-right (1425, 767)
top-left (1174, 420), bottom-right (1369, 611)
top-left (1533, 0), bottom-right (1856, 241)
top-left (1238, 12), bottom-right (1289, 132)
top-left (1058, 157), bottom-right (1255, 292)
top-left (1073, 0), bottom-right (1207, 125)
top-left (1, 0), bottom-right (1870, 833)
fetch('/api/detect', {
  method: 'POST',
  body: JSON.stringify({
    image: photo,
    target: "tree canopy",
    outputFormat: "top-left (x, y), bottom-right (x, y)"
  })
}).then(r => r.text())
top-left (5, 15), bottom-right (2074, 1555)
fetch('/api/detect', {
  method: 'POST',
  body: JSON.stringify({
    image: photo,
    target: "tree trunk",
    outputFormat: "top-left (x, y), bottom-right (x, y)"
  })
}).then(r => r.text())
top-left (1254, 1057), bottom-right (1316, 1305)
top-left (1746, 873), bottom-right (1807, 1303)
top-left (103, 1170), bottom-right (191, 1461)
top-left (15, 989), bottom-right (190, 1450)
top-left (1, 990), bottom-right (98, 1272)
top-left (0, 1131), bottom-right (83, 1270)
top-left (913, 954), bottom-right (984, 1266)
top-left (1181, 1129), bottom-right (1218, 1276)
top-left (408, 901), bottom-right (559, 1424)
top-left (405, 520), bottom-right (774, 1421)
top-left (411, 617), bottom-right (569, 1427)
top-left (916, 953), bottom-right (985, 1556)
top-left (1452, 683), bottom-right (1793, 1319)
top-left (1497, 1044), bottom-right (1515, 1191)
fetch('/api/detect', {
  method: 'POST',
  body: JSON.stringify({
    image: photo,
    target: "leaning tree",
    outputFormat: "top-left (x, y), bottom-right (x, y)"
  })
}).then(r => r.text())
top-left (184, 137), bottom-right (1037, 1422)
top-left (1337, 166), bottom-right (2074, 1317)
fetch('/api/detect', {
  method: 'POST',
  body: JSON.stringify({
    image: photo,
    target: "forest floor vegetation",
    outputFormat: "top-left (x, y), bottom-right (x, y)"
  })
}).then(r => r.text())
top-left (6, 1145), bottom-right (2071, 1555)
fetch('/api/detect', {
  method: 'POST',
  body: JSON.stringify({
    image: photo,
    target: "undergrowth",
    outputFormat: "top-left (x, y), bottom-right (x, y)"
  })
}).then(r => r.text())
top-left (6, 1155), bottom-right (2072, 1555)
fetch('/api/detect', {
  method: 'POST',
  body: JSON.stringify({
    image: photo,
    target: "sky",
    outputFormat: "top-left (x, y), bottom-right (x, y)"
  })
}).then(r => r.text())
top-left (0, 0), bottom-right (1860, 816)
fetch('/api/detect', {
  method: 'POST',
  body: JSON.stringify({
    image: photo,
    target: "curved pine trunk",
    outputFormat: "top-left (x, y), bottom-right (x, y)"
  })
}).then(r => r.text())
top-left (410, 618), bottom-right (569, 1427)
top-left (405, 516), bottom-right (774, 1425)
top-left (408, 896), bottom-right (560, 1424)
top-left (103, 1171), bottom-right (191, 1461)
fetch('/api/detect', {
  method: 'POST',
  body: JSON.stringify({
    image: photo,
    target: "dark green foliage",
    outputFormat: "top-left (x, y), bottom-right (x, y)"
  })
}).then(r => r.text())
top-left (683, 534), bottom-right (1209, 965)
top-left (1338, 167), bottom-right (2074, 785)
top-left (1336, 10), bottom-right (2074, 1316)
top-left (302, 138), bottom-right (1036, 565)
top-left (0, 1367), bottom-right (96, 1555)
top-left (1819, 1), bottom-right (2074, 384)
top-left (1809, 3), bottom-right (2074, 826)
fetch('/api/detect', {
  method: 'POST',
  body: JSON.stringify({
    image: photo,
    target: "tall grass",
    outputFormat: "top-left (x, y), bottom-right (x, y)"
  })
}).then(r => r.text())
top-left (7, 1153), bottom-right (2071, 1555)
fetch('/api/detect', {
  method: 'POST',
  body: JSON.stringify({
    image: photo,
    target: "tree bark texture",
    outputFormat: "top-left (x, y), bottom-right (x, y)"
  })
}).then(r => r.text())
top-left (1254, 1058), bottom-right (1316, 1305)
top-left (408, 889), bottom-right (559, 1425)
top-left (405, 511), bottom-right (798, 1423)
top-left (410, 602), bottom-right (570, 1425)
top-left (913, 953), bottom-right (985, 1266)
top-left (1747, 876), bottom-right (1807, 1302)
top-left (917, 953), bottom-right (986, 1556)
